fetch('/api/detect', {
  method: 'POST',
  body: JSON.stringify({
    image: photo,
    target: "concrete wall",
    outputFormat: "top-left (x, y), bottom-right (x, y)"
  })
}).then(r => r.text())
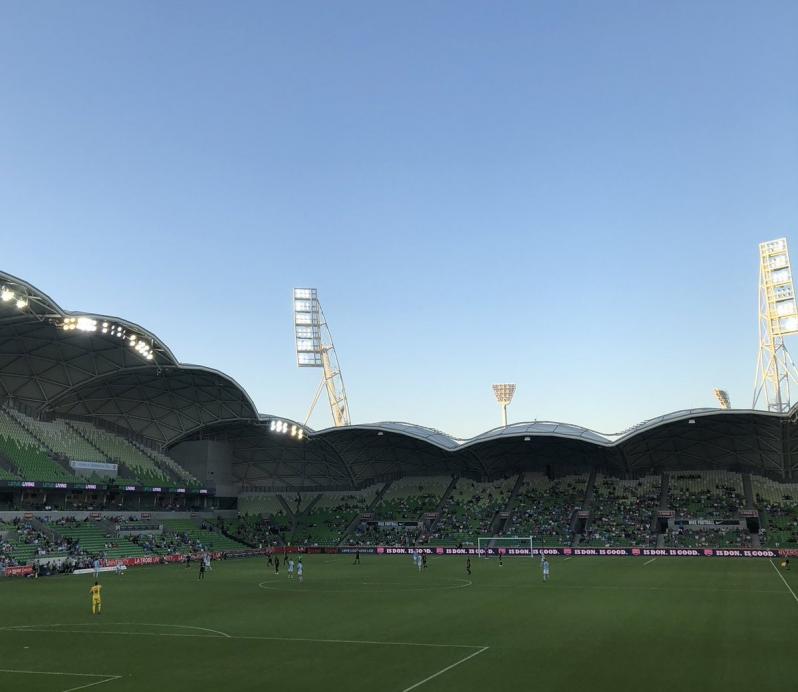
top-left (170, 440), bottom-right (239, 497)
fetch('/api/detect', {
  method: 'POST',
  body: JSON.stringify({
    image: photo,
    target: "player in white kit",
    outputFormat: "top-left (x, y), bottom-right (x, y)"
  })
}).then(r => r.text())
top-left (542, 558), bottom-right (550, 581)
top-left (288, 558), bottom-right (295, 579)
top-left (297, 559), bottom-right (303, 583)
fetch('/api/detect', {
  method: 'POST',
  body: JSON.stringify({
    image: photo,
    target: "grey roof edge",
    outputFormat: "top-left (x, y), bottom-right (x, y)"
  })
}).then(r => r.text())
top-left (1, 270), bottom-right (260, 423)
top-left (307, 406), bottom-right (796, 453)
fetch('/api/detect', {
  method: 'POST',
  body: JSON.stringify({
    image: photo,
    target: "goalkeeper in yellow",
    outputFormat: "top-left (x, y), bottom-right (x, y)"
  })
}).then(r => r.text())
top-left (90, 581), bottom-right (102, 615)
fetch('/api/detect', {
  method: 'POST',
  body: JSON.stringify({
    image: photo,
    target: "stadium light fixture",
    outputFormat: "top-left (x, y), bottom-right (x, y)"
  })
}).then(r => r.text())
top-left (713, 388), bottom-right (731, 409)
top-left (492, 384), bottom-right (517, 427)
top-left (58, 315), bottom-right (156, 363)
top-left (269, 418), bottom-right (305, 439)
top-left (754, 238), bottom-right (798, 412)
top-left (293, 288), bottom-right (351, 427)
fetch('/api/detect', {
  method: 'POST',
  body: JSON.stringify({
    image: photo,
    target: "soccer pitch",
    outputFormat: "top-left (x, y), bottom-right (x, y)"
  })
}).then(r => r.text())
top-left (1, 555), bottom-right (796, 692)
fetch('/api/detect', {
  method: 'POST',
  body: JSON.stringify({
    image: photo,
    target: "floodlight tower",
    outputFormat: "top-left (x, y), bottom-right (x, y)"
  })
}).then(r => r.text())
top-left (492, 384), bottom-right (516, 427)
top-left (713, 389), bottom-right (731, 409)
top-left (753, 238), bottom-right (798, 412)
top-left (293, 289), bottom-right (351, 427)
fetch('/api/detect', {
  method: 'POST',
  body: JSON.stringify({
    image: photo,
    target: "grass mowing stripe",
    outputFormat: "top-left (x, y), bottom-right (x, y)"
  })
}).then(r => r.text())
top-left (401, 646), bottom-right (489, 692)
top-left (769, 559), bottom-right (798, 604)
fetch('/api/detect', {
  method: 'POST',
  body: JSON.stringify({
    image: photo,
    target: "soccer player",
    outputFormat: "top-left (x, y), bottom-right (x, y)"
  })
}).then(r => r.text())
top-left (274, 555), bottom-right (279, 574)
top-left (288, 558), bottom-right (294, 579)
top-left (115, 561), bottom-right (125, 576)
top-left (297, 559), bottom-right (303, 583)
top-left (466, 557), bottom-right (471, 576)
top-left (542, 558), bottom-right (550, 582)
top-left (353, 550), bottom-right (360, 565)
top-left (498, 553), bottom-right (503, 567)
top-left (422, 553), bottom-right (427, 569)
top-left (93, 558), bottom-right (100, 579)
top-left (90, 581), bottom-right (102, 615)
top-left (199, 559), bottom-right (206, 580)
top-left (417, 552), bottom-right (423, 573)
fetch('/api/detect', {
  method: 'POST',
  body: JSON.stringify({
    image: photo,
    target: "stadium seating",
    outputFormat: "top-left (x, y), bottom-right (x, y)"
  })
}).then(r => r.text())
top-left (753, 477), bottom-right (798, 548)
top-left (131, 441), bottom-right (200, 486)
top-left (290, 489), bottom-right (379, 546)
top-left (502, 473), bottom-right (586, 546)
top-left (220, 514), bottom-right (284, 547)
top-left (49, 518), bottom-right (150, 559)
top-left (374, 476), bottom-right (450, 520)
top-left (582, 475), bottom-right (659, 547)
top-left (669, 471), bottom-right (746, 519)
top-left (432, 476), bottom-right (517, 546)
top-left (160, 519), bottom-right (248, 552)
top-left (69, 421), bottom-right (170, 484)
top-left (0, 409), bottom-right (79, 482)
top-left (0, 406), bottom-right (197, 487)
top-left (237, 494), bottom-right (287, 516)
top-left (9, 410), bottom-right (108, 463)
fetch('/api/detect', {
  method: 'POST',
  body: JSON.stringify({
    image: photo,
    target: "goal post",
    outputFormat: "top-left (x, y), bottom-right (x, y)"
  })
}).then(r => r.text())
top-left (477, 536), bottom-right (534, 558)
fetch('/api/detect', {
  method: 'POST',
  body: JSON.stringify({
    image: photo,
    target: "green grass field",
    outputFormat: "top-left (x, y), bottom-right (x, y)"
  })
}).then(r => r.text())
top-left (1, 555), bottom-right (796, 691)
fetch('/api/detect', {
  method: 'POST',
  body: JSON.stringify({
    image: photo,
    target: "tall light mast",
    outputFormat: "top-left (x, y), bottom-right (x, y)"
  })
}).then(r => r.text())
top-left (294, 289), bottom-right (351, 427)
top-left (753, 238), bottom-right (798, 412)
top-left (492, 384), bottom-right (516, 427)
top-left (713, 389), bottom-right (731, 409)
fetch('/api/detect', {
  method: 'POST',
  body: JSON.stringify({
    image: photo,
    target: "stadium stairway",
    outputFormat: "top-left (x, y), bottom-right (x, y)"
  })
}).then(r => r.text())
top-left (289, 493), bottom-right (322, 535)
top-left (489, 472), bottom-right (524, 535)
top-left (655, 472), bottom-right (670, 548)
top-left (338, 480), bottom-right (393, 545)
top-left (5, 407), bottom-right (55, 455)
top-left (571, 469), bottom-right (596, 545)
top-left (65, 421), bottom-right (112, 462)
top-left (742, 473), bottom-right (761, 548)
top-left (426, 476), bottom-right (458, 534)
top-left (0, 448), bottom-right (20, 479)
top-left (277, 495), bottom-right (294, 518)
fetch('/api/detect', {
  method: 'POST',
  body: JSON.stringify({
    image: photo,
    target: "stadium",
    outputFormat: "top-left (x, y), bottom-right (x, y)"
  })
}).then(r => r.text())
top-left (1, 268), bottom-right (797, 691)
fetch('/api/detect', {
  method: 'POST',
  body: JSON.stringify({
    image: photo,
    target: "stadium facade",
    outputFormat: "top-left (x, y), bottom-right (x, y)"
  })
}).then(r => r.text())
top-left (2, 270), bottom-right (798, 497)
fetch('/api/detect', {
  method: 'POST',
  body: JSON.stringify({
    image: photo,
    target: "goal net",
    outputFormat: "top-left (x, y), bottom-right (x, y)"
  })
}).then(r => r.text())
top-left (476, 536), bottom-right (533, 558)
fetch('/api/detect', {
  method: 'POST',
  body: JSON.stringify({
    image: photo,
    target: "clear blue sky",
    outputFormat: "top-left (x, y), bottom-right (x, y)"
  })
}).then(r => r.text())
top-left (1, 2), bottom-right (797, 437)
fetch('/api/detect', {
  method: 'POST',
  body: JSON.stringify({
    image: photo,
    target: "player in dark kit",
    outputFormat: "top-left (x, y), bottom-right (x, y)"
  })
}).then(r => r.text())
top-left (422, 554), bottom-right (427, 569)
top-left (353, 550), bottom-right (360, 565)
top-left (198, 560), bottom-right (206, 580)
top-left (466, 557), bottom-right (471, 575)
top-left (274, 555), bottom-right (279, 574)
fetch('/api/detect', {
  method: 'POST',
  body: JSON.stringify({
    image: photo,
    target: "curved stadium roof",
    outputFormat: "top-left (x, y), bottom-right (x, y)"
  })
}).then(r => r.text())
top-left (2, 270), bottom-right (797, 489)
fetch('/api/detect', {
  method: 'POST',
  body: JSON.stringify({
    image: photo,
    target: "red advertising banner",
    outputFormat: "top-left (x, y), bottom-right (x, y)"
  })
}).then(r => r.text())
top-left (3, 565), bottom-right (34, 577)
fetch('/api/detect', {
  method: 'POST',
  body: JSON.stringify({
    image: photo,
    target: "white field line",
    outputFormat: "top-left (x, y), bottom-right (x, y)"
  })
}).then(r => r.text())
top-left (0, 624), bottom-right (484, 649)
top-left (563, 557), bottom-right (573, 561)
top-left (401, 646), bottom-right (489, 692)
top-left (643, 558), bottom-right (657, 566)
top-left (106, 622), bottom-right (231, 638)
top-left (769, 559), bottom-right (798, 604)
top-left (0, 669), bottom-right (122, 692)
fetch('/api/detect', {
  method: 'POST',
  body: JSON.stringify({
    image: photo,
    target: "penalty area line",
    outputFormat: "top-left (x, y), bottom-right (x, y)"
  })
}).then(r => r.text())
top-left (769, 559), bottom-right (798, 605)
top-left (0, 669), bottom-right (122, 692)
top-left (643, 558), bottom-right (657, 566)
top-left (401, 646), bottom-right (489, 692)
